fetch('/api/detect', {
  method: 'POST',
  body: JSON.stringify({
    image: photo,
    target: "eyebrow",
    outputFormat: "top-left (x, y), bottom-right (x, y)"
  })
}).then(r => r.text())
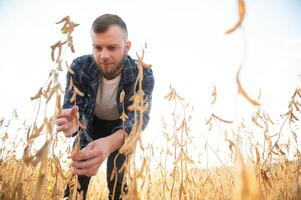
top-left (92, 44), bottom-right (120, 47)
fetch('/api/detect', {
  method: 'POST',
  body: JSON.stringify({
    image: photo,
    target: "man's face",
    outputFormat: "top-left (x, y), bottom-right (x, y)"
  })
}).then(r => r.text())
top-left (92, 25), bottom-right (131, 79)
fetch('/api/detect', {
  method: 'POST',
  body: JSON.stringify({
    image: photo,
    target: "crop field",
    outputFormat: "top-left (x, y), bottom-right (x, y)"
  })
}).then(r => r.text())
top-left (0, 1), bottom-right (301, 199)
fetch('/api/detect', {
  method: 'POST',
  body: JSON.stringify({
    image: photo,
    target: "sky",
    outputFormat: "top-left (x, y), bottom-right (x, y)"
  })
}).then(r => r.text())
top-left (0, 0), bottom-right (300, 167)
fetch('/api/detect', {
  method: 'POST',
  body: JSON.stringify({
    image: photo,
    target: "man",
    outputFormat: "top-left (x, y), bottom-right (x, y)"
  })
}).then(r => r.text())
top-left (55, 14), bottom-right (154, 200)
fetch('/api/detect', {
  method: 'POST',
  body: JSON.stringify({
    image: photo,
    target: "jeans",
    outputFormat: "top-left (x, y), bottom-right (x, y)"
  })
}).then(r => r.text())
top-left (65, 116), bottom-right (127, 200)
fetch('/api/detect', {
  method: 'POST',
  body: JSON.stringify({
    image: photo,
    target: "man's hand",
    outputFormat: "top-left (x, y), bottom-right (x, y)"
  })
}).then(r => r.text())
top-left (71, 138), bottom-right (111, 176)
top-left (71, 129), bottom-right (127, 177)
top-left (55, 106), bottom-right (79, 137)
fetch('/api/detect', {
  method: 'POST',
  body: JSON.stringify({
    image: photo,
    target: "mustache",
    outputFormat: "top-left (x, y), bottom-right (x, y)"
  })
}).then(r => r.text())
top-left (100, 62), bottom-right (113, 65)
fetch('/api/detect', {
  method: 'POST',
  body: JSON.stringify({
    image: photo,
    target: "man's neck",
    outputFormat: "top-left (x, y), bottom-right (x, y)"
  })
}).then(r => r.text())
top-left (103, 67), bottom-right (123, 80)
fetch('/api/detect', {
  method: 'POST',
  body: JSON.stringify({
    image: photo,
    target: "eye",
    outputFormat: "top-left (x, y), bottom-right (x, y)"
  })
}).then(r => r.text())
top-left (108, 46), bottom-right (118, 51)
top-left (94, 46), bottom-right (102, 51)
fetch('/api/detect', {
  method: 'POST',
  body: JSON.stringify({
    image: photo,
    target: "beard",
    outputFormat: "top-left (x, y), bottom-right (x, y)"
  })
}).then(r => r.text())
top-left (95, 51), bottom-right (127, 79)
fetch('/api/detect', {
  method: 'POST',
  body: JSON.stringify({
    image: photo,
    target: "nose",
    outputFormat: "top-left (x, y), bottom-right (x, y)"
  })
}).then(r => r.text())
top-left (100, 48), bottom-right (109, 59)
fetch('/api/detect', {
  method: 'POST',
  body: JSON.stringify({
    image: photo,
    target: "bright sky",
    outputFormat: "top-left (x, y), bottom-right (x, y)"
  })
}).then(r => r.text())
top-left (0, 0), bottom-right (300, 167)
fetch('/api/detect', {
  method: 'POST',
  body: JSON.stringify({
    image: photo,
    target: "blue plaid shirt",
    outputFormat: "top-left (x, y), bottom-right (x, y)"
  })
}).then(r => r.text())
top-left (63, 54), bottom-right (154, 140)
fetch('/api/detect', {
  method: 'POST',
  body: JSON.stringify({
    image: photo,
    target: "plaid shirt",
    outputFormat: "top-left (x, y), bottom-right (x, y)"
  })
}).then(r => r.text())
top-left (63, 54), bottom-right (154, 143)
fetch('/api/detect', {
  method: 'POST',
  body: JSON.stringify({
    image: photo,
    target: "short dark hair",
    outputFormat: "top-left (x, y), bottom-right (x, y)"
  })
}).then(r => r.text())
top-left (91, 14), bottom-right (128, 39)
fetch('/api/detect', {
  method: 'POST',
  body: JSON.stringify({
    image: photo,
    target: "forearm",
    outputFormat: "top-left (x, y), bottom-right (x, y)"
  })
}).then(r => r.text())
top-left (106, 129), bottom-right (128, 153)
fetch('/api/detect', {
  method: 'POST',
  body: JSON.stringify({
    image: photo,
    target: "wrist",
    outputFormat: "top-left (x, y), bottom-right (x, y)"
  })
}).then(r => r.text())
top-left (106, 129), bottom-right (127, 153)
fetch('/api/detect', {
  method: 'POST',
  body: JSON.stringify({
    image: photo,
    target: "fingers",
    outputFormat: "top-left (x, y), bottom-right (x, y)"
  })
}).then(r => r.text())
top-left (55, 118), bottom-right (67, 127)
top-left (55, 117), bottom-right (69, 132)
top-left (73, 165), bottom-right (99, 177)
top-left (56, 123), bottom-right (71, 132)
top-left (72, 156), bottom-right (103, 170)
top-left (55, 119), bottom-right (76, 137)
top-left (56, 106), bottom-right (78, 121)
top-left (71, 145), bottom-right (105, 177)
top-left (55, 106), bottom-right (79, 135)
top-left (72, 144), bottom-right (98, 161)
top-left (70, 138), bottom-right (110, 177)
top-left (56, 111), bottom-right (74, 122)
top-left (70, 106), bottom-right (78, 117)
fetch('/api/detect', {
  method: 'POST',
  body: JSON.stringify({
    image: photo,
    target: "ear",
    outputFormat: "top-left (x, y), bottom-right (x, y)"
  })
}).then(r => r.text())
top-left (125, 41), bottom-right (131, 52)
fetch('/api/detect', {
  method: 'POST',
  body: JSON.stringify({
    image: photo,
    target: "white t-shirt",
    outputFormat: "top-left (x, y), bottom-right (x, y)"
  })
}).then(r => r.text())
top-left (94, 74), bottom-right (121, 120)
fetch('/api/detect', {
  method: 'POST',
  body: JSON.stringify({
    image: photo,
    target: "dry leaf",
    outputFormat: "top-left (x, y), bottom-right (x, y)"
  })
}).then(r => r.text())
top-left (236, 66), bottom-right (261, 106)
top-left (225, 0), bottom-right (246, 34)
